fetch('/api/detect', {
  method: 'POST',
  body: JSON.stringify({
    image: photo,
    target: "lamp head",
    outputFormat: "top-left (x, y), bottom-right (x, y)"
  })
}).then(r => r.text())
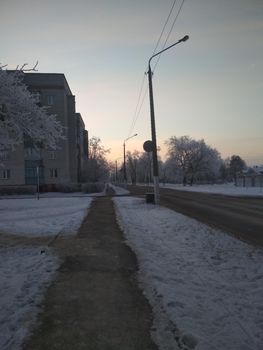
top-left (179, 35), bottom-right (189, 42)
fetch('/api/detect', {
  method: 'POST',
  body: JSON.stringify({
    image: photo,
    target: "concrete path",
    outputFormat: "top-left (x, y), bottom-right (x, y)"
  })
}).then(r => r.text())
top-left (24, 197), bottom-right (158, 350)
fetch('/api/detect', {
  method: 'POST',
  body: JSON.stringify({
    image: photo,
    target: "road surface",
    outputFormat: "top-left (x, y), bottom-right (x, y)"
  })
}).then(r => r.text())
top-left (127, 185), bottom-right (263, 247)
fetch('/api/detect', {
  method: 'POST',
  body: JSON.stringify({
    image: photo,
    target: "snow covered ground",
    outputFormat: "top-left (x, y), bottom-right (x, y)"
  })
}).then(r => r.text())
top-left (0, 197), bottom-right (93, 236)
top-left (160, 183), bottom-right (263, 197)
top-left (0, 247), bottom-right (58, 350)
top-left (114, 197), bottom-right (263, 350)
top-left (0, 196), bottom-right (92, 350)
top-left (109, 184), bottom-right (130, 195)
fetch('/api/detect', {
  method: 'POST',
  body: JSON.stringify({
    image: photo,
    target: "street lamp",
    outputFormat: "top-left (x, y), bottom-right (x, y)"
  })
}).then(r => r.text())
top-left (147, 35), bottom-right (189, 204)
top-left (115, 157), bottom-right (123, 183)
top-left (123, 133), bottom-right (138, 186)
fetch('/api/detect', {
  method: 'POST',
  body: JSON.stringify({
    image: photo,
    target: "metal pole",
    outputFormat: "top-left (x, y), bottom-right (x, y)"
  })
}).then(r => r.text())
top-left (123, 134), bottom-right (137, 187)
top-left (123, 142), bottom-right (127, 186)
top-left (115, 160), bottom-right (118, 183)
top-left (36, 166), bottom-right (40, 200)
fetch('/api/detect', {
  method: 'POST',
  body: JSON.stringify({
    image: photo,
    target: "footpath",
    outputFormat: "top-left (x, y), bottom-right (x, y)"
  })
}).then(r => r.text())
top-left (23, 196), bottom-right (158, 350)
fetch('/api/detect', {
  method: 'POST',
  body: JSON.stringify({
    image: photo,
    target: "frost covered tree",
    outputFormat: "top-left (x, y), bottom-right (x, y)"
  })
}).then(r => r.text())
top-left (126, 150), bottom-right (140, 184)
top-left (0, 69), bottom-right (64, 154)
top-left (229, 155), bottom-right (246, 185)
top-left (165, 136), bottom-right (222, 185)
top-left (125, 150), bottom-right (164, 185)
top-left (86, 136), bottom-right (110, 182)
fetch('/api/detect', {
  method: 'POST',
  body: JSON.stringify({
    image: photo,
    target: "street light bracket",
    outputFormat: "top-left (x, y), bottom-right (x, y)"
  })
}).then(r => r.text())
top-left (148, 34), bottom-right (189, 67)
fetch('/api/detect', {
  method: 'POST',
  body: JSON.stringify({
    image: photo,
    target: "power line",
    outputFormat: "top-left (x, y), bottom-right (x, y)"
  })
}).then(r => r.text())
top-left (152, 0), bottom-right (178, 56)
top-left (127, 1), bottom-right (178, 139)
top-left (153, 0), bottom-right (185, 72)
top-left (127, 0), bottom-right (185, 138)
top-left (127, 74), bottom-right (147, 138)
top-left (127, 82), bottom-right (148, 139)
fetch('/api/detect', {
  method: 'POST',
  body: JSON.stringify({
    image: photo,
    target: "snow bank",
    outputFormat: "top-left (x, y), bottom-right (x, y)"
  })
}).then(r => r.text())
top-left (109, 184), bottom-right (130, 195)
top-left (160, 183), bottom-right (263, 197)
top-left (114, 197), bottom-right (263, 350)
top-left (0, 197), bottom-right (93, 236)
top-left (0, 246), bottom-right (58, 350)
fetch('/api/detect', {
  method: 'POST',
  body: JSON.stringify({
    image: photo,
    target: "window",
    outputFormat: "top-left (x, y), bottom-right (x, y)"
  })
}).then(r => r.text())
top-left (47, 95), bottom-right (54, 106)
top-left (48, 151), bottom-right (56, 160)
top-left (0, 150), bottom-right (10, 161)
top-left (50, 168), bottom-right (58, 178)
top-left (24, 148), bottom-right (41, 160)
top-left (0, 104), bottom-right (7, 121)
top-left (0, 169), bottom-right (11, 179)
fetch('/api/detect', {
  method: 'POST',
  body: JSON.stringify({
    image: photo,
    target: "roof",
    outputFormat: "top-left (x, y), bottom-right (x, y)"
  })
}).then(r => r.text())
top-left (23, 72), bottom-right (73, 96)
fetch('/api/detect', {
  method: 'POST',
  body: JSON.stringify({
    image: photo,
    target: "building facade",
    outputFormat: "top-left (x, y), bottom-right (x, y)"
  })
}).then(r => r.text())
top-left (236, 166), bottom-right (263, 187)
top-left (0, 73), bottom-right (88, 188)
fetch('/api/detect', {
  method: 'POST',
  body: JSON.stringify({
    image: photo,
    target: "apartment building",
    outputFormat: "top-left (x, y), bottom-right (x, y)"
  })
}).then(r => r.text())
top-left (0, 73), bottom-right (88, 187)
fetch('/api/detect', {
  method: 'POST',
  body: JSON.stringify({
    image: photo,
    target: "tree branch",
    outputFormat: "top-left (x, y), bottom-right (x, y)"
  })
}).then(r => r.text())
top-left (0, 63), bottom-right (8, 69)
top-left (15, 61), bottom-right (39, 72)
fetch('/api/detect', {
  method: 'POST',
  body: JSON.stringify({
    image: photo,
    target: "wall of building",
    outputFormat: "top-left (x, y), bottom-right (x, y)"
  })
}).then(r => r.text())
top-left (237, 175), bottom-right (263, 187)
top-left (0, 145), bottom-right (25, 185)
top-left (1, 72), bottom-right (88, 188)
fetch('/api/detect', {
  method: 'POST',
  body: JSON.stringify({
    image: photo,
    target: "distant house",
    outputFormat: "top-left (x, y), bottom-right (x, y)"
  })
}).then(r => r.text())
top-left (236, 166), bottom-right (263, 187)
top-left (0, 72), bottom-right (89, 188)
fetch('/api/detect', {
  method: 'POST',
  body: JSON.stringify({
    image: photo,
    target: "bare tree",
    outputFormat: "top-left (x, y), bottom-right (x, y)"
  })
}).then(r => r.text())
top-left (86, 136), bottom-right (110, 182)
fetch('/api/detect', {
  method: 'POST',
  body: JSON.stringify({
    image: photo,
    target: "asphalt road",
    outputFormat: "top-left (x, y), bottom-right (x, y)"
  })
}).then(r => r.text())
top-left (127, 185), bottom-right (263, 247)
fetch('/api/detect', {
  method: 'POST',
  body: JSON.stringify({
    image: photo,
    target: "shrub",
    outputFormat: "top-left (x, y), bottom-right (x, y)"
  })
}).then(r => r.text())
top-left (0, 185), bottom-right (36, 195)
top-left (105, 184), bottom-right (115, 195)
top-left (81, 182), bottom-right (105, 194)
top-left (55, 183), bottom-right (81, 193)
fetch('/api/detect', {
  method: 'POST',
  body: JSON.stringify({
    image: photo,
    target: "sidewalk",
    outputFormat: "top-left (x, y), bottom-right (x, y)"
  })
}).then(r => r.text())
top-left (24, 197), bottom-right (158, 350)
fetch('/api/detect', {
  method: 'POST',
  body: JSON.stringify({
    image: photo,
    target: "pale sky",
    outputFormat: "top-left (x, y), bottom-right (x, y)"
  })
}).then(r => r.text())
top-left (1, 0), bottom-right (263, 165)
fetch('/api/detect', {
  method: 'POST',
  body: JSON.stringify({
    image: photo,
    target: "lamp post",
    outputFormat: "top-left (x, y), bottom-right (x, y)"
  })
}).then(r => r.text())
top-left (36, 166), bottom-right (40, 200)
top-left (115, 157), bottom-right (123, 183)
top-left (147, 35), bottom-right (189, 204)
top-left (123, 133), bottom-right (138, 186)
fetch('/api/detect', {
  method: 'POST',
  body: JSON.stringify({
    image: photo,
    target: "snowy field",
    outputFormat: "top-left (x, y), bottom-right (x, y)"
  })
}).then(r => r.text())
top-left (0, 247), bottom-right (58, 350)
top-left (160, 183), bottom-right (263, 197)
top-left (0, 197), bottom-right (93, 236)
top-left (114, 197), bottom-right (263, 350)
top-left (0, 196), bottom-right (92, 350)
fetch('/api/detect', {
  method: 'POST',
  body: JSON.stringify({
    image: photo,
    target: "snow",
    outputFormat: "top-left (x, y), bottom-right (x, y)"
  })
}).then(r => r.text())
top-left (0, 69), bottom-right (64, 153)
top-left (160, 183), bottom-right (263, 197)
top-left (0, 196), bottom-right (92, 350)
top-left (0, 247), bottom-right (58, 350)
top-left (114, 197), bottom-right (263, 350)
top-left (0, 197), bottom-right (93, 236)
top-left (109, 184), bottom-right (130, 195)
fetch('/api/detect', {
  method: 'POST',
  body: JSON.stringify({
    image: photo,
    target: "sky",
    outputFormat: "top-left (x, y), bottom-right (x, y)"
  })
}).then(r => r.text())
top-left (1, 0), bottom-right (263, 165)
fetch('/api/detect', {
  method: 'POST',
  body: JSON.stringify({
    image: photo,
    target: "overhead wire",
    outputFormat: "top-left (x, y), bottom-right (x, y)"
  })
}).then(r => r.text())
top-left (127, 73), bottom-right (147, 138)
top-left (127, 0), bottom-right (180, 138)
top-left (152, 0), bottom-right (178, 57)
top-left (127, 1), bottom-right (178, 138)
top-left (153, 0), bottom-right (185, 72)
top-left (127, 0), bottom-right (185, 138)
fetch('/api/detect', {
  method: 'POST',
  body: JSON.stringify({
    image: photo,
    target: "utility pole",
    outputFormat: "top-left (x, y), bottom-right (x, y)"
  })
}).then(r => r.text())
top-left (147, 64), bottom-right (160, 204)
top-left (147, 35), bottom-right (189, 204)
top-left (123, 134), bottom-right (138, 187)
top-left (123, 142), bottom-right (127, 183)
